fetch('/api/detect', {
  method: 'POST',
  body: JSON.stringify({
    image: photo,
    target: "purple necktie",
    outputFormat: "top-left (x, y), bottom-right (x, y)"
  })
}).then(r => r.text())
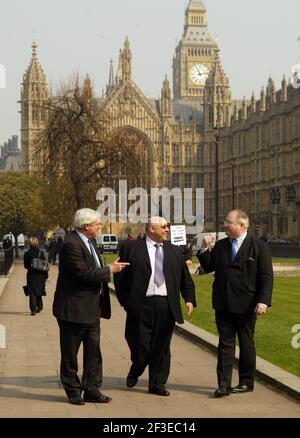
top-left (154, 244), bottom-right (165, 287)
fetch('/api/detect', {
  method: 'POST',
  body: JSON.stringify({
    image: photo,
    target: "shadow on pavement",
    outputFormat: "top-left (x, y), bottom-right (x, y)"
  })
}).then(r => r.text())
top-left (0, 374), bottom-right (214, 397)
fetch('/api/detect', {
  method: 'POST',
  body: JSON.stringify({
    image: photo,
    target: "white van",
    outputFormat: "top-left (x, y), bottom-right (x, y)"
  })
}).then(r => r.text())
top-left (17, 234), bottom-right (25, 249)
top-left (96, 234), bottom-right (118, 254)
top-left (192, 232), bottom-right (227, 256)
top-left (3, 233), bottom-right (15, 246)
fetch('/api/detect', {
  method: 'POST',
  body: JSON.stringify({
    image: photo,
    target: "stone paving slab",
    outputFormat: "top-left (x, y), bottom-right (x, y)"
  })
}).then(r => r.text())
top-left (0, 263), bottom-right (299, 418)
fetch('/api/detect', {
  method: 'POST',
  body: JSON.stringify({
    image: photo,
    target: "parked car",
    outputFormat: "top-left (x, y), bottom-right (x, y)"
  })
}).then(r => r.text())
top-left (96, 234), bottom-right (119, 254)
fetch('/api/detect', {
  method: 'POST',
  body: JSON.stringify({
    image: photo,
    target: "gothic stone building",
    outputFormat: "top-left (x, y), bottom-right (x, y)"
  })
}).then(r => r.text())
top-left (20, 0), bottom-right (300, 238)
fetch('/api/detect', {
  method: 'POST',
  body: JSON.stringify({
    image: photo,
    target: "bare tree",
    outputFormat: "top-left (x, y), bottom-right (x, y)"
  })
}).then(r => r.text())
top-left (36, 75), bottom-right (147, 217)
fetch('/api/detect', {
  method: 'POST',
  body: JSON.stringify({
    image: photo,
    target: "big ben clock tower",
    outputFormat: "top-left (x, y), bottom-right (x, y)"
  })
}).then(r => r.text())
top-left (173, 0), bottom-right (218, 100)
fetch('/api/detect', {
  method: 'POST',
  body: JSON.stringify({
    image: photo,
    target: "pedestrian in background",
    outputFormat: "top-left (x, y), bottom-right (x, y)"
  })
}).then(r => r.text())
top-left (24, 237), bottom-right (48, 315)
top-left (182, 242), bottom-right (193, 266)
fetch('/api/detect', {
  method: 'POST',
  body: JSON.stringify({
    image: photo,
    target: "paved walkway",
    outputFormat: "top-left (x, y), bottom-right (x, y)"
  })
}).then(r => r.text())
top-left (0, 263), bottom-right (299, 418)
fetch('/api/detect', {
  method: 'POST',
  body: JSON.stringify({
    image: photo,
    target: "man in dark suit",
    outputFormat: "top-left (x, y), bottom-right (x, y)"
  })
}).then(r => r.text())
top-left (114, 216), bottom-right (196, 396)
top-left (53, 208), bottom-right (129, 405)
top-left (197, 209), bottom-right (273, 398)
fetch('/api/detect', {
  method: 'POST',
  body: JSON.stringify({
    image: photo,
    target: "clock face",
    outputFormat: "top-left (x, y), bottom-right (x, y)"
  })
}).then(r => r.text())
top-left (189, 64), bottom-right (210, 85)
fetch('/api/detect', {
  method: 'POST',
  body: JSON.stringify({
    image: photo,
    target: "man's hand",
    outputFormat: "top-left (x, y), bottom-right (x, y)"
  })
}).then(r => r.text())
top-left (186, 302), bottom-right (194, 316)
top-left (109, 257), bottom-right (130, 274)
top-left (255, 303), bottom-right (267, 315)
top-left (202, 235), bottom-right (215, 249)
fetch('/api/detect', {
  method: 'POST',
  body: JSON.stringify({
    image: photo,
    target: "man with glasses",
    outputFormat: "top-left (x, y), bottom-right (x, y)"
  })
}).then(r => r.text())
top-left (197, 209), bottom-right (273, 398)
top-left (114, 216), bottom-right (196, 396)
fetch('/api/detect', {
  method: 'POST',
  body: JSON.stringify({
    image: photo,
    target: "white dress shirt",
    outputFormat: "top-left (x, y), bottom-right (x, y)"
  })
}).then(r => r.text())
top-left (145, 236), bottom-right (167, 297)
top-left (76, 230), bottom-right (101, 267)
top-left (232, 231), bottom-right (247, 254)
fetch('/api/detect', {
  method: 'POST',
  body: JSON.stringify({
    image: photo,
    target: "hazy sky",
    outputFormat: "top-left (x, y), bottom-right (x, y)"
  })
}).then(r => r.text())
top-left (0, 0), bottom-right (300, 146)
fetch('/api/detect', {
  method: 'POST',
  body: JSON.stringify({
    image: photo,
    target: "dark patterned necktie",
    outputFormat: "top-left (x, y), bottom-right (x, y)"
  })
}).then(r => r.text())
top-left (154, 244), bottom-right (165, 287)
top-left (88, 239), bottom-right (103, 295)
top-left (88, 240), bottom-right (101, 268)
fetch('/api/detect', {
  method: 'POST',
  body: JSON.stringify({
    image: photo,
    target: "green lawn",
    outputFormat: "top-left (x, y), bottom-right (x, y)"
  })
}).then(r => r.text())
top-left (192, 256), bottom-right (300, 264)
top-left (101, 253), bottom-right (119, 266)
top-left (104, 253), bottom-right (300, 266)
top-left (181, 275), bottom-right (300, 377)
top-left (271, 258), bottom-right (300, 264)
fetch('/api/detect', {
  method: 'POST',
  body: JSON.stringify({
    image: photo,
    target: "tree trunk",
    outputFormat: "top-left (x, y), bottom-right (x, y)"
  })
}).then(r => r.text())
top-left (75, 186), bottom-right (83, 210)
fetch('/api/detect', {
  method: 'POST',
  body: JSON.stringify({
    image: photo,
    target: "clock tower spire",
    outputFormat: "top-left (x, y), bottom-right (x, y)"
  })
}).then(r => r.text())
top-left (173, 0), bottom-right (218, 100)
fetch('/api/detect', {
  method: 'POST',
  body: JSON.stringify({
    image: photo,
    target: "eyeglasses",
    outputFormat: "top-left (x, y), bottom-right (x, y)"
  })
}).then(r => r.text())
top-left (224, 219), bottom-right (242, 226)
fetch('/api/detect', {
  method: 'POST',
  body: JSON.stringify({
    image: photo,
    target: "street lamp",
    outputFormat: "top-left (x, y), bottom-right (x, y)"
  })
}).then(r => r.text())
top-left (232, 157), bottom-right (237, 210)
top-left (213, 105), bottom-right (222, 240)
top-left (214, 126), bottom-right (220, 240)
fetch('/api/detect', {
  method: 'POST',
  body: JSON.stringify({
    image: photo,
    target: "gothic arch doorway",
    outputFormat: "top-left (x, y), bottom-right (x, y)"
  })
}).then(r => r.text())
top-left (107, 126), bottom-right (157, 191)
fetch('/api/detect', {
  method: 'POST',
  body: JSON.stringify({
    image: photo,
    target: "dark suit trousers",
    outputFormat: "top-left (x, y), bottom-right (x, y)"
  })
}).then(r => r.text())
top-left (126, 296), bottom-right (175, 389)
top-left (215, 310), bottom-right (257, 388)
top-left (57, 319), bottom-right (102, 397)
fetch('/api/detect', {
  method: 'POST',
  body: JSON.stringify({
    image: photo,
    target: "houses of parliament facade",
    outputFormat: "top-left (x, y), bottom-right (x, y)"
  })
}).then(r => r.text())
top-left (20, 0), bottom-right (300, 239)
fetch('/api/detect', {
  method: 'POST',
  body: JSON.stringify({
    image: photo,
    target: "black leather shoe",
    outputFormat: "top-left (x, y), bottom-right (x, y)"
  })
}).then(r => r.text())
top-left (148, 386), bottom-right (170, 396)
top-left (231, 384), bottom-right (253, 394)
top-left (83, 391), bottom-right (112, 403)
top-left (68, 396), bottom-right (85, 405)
top-left (126, 374), bottom-right (138, 388)
top-left (214, 387), bottom-right (230, 398)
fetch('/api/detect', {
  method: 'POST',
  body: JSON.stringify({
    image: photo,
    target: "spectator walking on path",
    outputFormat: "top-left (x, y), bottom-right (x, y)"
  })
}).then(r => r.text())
top-left (23, 237), bottom-right (48, 315)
